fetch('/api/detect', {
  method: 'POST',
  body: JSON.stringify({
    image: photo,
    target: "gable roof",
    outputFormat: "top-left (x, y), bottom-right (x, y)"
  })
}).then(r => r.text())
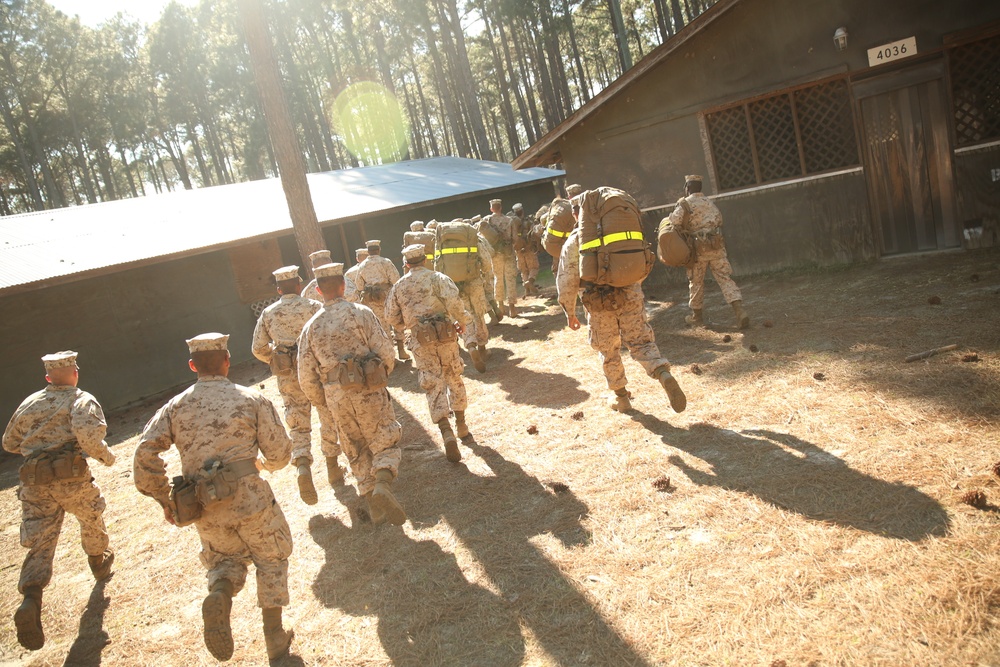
top-left (512, 0), bottom-right (739, 169)
top-left (0, 157), bottom-right (562, 296)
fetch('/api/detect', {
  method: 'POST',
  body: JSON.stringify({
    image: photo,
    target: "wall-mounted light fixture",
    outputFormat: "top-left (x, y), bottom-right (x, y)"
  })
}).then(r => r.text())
top-left (834, 27), bottom-right (848, 51)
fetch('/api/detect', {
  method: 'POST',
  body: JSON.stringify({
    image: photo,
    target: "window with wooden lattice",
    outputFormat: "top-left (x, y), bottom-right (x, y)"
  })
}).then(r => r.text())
top-left (949, 34), bottom-right (1000, 147)
top-left (705, 79), bottom-right (859, 190)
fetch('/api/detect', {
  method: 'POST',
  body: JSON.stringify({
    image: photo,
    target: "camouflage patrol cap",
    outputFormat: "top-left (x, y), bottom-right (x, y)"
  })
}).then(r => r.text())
top-left (366, 239), bottom-right (381, 249)
top-left (685, 174), bottom-right (703, 184)
top-left (308, 249), bottom-right (332, 269)
top-left (402, 244), bottom-right (427, 262)
top-left (355, 247), bottom-right (369, 258)
top-left (272, 265), bottom-right (300, 282)
top-left (489, 198), bottom-right (502, 207)
top-left (565, 183), bottom-right (584, 198)
top-left (410, 221), bottom-right (424, 231)
top-left (186, 333), bottom-right (229, 354)
top-left (426, 220), bottom-right (439, 230)
top-left (314, 263), bottom-right (344, 278)
top-left (42, 350), bottom-right (78, 371)
top-left (513, 203), bottom-right (523, 212)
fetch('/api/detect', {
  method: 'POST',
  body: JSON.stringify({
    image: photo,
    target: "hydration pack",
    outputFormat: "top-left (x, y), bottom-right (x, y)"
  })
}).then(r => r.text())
top-left (434, 222), bottom-right (480, 284)
top-left (578, 187), bottom-right (654, 287)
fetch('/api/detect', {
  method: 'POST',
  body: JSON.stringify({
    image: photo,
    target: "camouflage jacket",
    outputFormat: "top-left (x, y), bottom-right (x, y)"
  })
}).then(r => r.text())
top-left (302, 279), bottom-right (322, 302)
top-left (297, 298), bottom-right (395, 407)
top-left (668, 192), bottom-right (724, 236)
top-left (252, 294), bottom-right (321, 363)
top-left (355, 256), bottom-right (401, 297)
top-left (344, 264), bottom-right (362, 303)
top-left (133, 376), bottom-right (291, 507)
top-left (480, 213), bottom-right (516, 254)
top-left (385, 266), bottom-right (468, 333)
top-left (3, 384), bottom-right (114, 465)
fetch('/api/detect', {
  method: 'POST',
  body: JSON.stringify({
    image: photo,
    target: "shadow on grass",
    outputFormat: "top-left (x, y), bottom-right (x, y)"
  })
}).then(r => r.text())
top-left (308, 514), bottom-right (526, 666)
top-left (62, 578), bottom-right (111, 666)
top-left (632, 413), bottom-right (950, 541)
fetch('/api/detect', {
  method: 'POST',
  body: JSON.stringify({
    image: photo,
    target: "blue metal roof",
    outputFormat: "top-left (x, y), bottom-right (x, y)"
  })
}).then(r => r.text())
top-left (0, 157), bottom-right (563, 295)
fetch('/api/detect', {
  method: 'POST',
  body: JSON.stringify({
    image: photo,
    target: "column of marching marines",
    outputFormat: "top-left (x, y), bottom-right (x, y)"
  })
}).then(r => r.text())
top-left (2, 178), bottom-right (749, 661)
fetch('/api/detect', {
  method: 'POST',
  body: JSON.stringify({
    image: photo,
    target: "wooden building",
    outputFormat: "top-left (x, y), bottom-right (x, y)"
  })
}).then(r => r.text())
top-left (514, 0), bottom-right (1000, 275)
top-left (0, 157), bottom-right (562, 421)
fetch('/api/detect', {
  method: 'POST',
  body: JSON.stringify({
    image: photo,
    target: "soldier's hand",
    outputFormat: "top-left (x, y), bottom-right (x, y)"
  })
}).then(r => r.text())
top-left (568, 315), bottom-right (582, 331)
top-left (454, 322), bottom-right (466, 335)
top-left (102, 451), bottom-right (116, 467)
top-left (161, 504), bottom-right (177, 526)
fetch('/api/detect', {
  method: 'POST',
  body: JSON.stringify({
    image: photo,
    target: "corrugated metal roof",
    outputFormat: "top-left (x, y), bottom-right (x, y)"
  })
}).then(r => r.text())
top-left (0, 157), bottom-right (562, 295)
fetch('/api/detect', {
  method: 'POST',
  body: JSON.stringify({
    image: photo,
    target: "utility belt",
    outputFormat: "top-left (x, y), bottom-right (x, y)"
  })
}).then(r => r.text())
top-left (169, 458), bottom-right (259, 527)
top-left (692, 229), bottom-right (724, 252)
top-left (412, 314), bottom-right (458, 346)
top-left (19, 443), bottom-right (89, 486)
top-left (325, 355), bottom-right (388, 392)
top-left (361, 283), bottom-right (391, 304)
top-left (581, 285), bottom-right (628, 313)
top-left (270, 343), bottom-right (297, 377)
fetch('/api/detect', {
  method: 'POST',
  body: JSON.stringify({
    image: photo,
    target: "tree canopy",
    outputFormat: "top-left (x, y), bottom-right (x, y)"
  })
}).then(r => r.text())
top-left (0, 0), bottom-right (716, 214)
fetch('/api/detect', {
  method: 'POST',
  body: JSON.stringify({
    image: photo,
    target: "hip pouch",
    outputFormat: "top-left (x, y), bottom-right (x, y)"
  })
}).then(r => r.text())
top-left (581, 285), bottom-right (626, 313)
top-left (269, 345), bottom-right (296, 376)
top-left (170, 475), bottom-right (203, 527)
top-left (694, 232), bottom-right (724, 252)
top-left (19, 446), bottom-right (88, 486)
top-left (326, 355), bottom-right (388, 391)
top-left (413, 315), bottom-right (455, 345)
top-left (362, 283), bottom-right (390, 304)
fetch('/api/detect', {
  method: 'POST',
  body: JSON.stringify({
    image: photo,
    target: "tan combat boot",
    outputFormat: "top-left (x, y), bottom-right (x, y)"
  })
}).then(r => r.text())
top-left (396, 338), bottom-right (409, 361)
top-left (468, 344), bottom-right (487, 373)
top-left (203, 579), bottom-right (235, 661)
top-left (508, 302), bottom-right (519, 318)
top-left (88, 548), bottom-right (115, 582)
top-left (14, 586), bottom-right (44, 651)
top-left (262, 607), bottom-right (294, 660)
top-left (326, 456), bottom-right (345, 487)
top-left (369, 469), bottom-right (407, 526)
top-left (454, 411), bottom-right (470, 439)
top-left (295, 457), bottom-right (318, 506)
top-left (731, 300), bottom-right (750, 329)
top-left (363, 491), bottom-right (382, 524)
top-left (657, 368), bottom-right (687, 413)
top-left (438, 419), bottom-right (461, 462)
top-left (685, 309), bottom-right (703, 327)
top-left (610, 388), bottom-right (633, 413)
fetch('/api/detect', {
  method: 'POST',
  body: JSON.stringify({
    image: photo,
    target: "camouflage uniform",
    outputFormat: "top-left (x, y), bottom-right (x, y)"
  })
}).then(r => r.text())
top-left (252, 294), bottom-right (340, 464)
top-left (480, 212), bottom-right (519, 308)
top-left (516, 214), bottom-right (541, 288)
top-left (344, 264), bottom-right (362, 302)
top-left (297, 299), bottom-right (401, 496)
top-left (458, 234), bottom-right (496, 349)
top-left (557, 230), bottom-right (671, 391)
top-left (134, 377), bottom-right (293, 608)
top-left (667, 192), bottom-right (742, 309)
top-left (301, 279), bottom-right (322, 303)
top-left (355, 255), bottom-right (402, 341)
top-left (386, 266), bottom-right (469, 423)
top-left (3, 386), bottom-right (115, 593)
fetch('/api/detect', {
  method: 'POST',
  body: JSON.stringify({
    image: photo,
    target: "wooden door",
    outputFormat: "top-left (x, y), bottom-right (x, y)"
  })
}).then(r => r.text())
top-left (858, 74), bottom-right (959, 254)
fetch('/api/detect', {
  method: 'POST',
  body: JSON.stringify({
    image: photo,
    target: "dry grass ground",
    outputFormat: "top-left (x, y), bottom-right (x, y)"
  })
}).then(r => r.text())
top-left (1, 248), bottom-right (999, 667)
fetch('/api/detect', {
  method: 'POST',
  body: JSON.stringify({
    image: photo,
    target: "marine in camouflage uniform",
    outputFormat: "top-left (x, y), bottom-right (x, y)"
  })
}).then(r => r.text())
top-left (480, 198), bottom-right (520, 317)
top-left (558, 229), bottom-right (687, 414)
top-left (298, 262), bottom-right (406, 526)
top-left (354, 240), bottom-right (408, 361)
top-left (302, 249), bottom-right (332, 303)
top-left (387, 244), bottom-right (471, 463)
top-left (667, 174), bottom-right (749, 329)
top-left (252, 265), bottom-right (342, 506)
top-left (512, 203), bottom-right (541, 295)
top-left (451, 222), bottom-right (495, 374)
top-left (3, 351), bottom-right (116, 651)
top-left (344, 247), bottom-right (369, 302)
top-left (134, 333), bottom-right (295, 662)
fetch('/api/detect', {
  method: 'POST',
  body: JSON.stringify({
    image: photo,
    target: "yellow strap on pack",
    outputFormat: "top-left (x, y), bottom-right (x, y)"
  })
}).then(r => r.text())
top-left (580, 230), bottom-right (644, 251)
top-left (425, 253), bottom-right (434, 260)
top-left (547, 228), bottom-right (570, 238)
top-left (436, 247), bottom-right (478, 256)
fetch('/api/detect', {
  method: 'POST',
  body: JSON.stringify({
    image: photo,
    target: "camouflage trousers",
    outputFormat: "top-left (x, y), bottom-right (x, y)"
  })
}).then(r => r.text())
top-left (196, 495), bottom-right (292, 608)
top-left (586, 285), bottom-right (671, 391)
top-left (366, 295), bottom-right (403, 344)
top-left (492, 253), bottom-right (518, 306)
top-left (686, 248), bottom-right (742, 310)
top-left (412, 342), bottom-right (468, 423)
top-left (516, 249), bottom-right (540, 283)
top-left (276, 372), bottom-right (340, 463)
top-left (460, 279), bottom-right (490, 348)
top-left (326, 386), bottom-right (402, 496)
top-left (17, 478), bottom-right (109, 592)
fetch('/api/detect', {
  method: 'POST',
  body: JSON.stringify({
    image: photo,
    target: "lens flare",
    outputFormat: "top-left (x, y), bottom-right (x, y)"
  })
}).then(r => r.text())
top-left (333, 81), bottom-right (410, 164)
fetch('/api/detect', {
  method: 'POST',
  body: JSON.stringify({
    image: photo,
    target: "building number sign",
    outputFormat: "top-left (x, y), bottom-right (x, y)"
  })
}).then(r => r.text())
top-left (867, 37), bottom-right (917, 68)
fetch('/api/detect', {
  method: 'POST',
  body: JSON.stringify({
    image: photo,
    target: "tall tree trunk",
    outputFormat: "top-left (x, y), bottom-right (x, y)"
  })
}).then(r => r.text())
top-left (0, 91), bottom-right (44, 208)
top-left (480, 5), bottom-right (521, 156)
top-left (439, 0), bottom-right (494, 159)
top-left (118, 144), bottom-right (139, 197)
top-left (510, 24), bottom-right (544, 138)
top-left (186, 122), bottom-right (213, 186)
top-left (408, 50), bottom-right (440, 155)
top-left (563, 0), bottom-right (591, 104)
top-left (497, 21), bottom-right (536, 145)
top-left (418, 6), bottom-right (469, 157)
top-left (670, 0), bottom-right (685, 31)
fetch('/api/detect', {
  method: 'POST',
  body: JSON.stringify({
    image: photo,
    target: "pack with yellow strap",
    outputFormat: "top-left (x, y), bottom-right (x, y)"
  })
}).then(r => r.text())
top-left (542, 198), bottom-right (575, 258)
top-left (402, 230), bottom-right (436, 261)
top-left (169, 458), bottom-right (259, 527)
top-left (578, 187), bottom-right (654, 288)
top-left (434, 221), bottom-right (480, 283)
